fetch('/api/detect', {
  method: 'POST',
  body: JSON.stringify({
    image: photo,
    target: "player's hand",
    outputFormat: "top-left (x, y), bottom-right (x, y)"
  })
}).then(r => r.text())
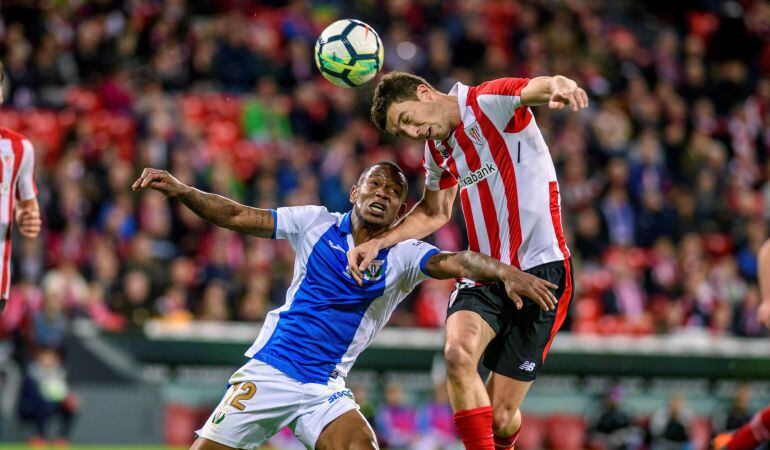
top-left (16, 208), bottom-right (41, 238)
top-left (759, 301), bottom-right (770, 329)
top-left (548, 76), bottom-right (589, 112)
top-left (500, 268), bottom-right (559, 312)
top-left (132, 168), bottom-right (189, 197)
top-left (347, 239), bottom-right (383, 286)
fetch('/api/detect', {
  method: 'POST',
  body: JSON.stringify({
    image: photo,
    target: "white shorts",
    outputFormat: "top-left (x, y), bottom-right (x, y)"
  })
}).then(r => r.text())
top-left (196, 358), bottom-right (359, 449)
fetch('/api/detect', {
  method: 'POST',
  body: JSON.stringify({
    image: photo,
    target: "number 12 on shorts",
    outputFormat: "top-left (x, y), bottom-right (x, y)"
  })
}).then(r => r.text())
top-left (223, 382), bottom-right (257, 411)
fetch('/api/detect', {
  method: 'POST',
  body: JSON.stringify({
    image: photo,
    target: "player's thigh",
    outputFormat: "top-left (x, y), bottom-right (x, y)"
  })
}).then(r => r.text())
top-left (190, 437), bottom-right (238, 450)
top-left (315, 409), bottom-right (378, 450)
top-left (445, 310), bottom-right (497, 364)
top-left (486, 371), bottom-right (532, 414)
top-left (197, 359), bottom-right (301, 448)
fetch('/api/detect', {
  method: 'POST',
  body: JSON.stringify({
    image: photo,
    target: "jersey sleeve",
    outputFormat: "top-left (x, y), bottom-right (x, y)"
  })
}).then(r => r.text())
top-left (394, 239), bottom-right (441, 293)
top-left (272, 205), bottom-right (327, 248)
top-left (15, 139), bottom-right (37, 201)
top-left (423, 141), bottom-right (458, 191)
top-left (473, 77), bottom-right (532, 132)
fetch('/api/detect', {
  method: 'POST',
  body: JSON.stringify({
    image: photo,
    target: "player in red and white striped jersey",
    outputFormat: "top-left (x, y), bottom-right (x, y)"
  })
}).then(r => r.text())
top-left (0, 61), bottom-right (42, 313)
top-left (349, 72), bottom-right (587, 450)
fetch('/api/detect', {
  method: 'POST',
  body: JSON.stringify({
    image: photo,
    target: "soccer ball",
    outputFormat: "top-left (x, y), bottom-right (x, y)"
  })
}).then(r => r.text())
top-left (315, 19), bottom-right (384, 88)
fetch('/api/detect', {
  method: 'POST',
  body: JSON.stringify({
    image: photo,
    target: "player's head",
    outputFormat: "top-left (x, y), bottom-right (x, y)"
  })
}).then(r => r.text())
top-left (350, 161), bottom-right (408, 229)
top-left (371, 72), bottom-right (456, 141)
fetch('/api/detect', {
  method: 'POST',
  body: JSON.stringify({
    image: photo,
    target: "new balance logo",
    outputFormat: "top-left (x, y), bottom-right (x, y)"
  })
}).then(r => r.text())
top-left (519, 361), bottom-right (536, 372)
top-left (458, 162), bottom-right (497, 188)
top-left (329, 240), bottom-right (346, 253)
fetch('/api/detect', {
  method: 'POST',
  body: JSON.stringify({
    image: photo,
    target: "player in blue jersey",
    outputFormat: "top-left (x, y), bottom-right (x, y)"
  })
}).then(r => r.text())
top-left (132, 162), bottom-right (557, 450)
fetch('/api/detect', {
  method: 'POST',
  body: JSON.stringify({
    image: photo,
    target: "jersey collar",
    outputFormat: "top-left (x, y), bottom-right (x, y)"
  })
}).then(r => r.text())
top-left (340, 211), bottom-right (352, 234)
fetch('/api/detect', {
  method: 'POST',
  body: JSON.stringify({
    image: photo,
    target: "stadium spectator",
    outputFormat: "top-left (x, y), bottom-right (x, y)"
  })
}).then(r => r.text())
top-left (17, 348), bottom-right (79, 447)
top-left (650, 394), bottom-right (695, 450)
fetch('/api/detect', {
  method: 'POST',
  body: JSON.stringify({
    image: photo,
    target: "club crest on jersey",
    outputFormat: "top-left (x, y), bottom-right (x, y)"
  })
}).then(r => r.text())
top-left (466, 122), bottom-right (484, 146)
top-left (0, 183), bottom-right (9, 194)
top-left (363, 260), bottom-right (384, 281)
top-left (1, 154), bottom-right (10, 166)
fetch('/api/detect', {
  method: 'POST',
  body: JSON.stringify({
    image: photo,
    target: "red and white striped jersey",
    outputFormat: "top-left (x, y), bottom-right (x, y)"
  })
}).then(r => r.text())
top-left (0, 128), bottom-right (37, 299)
top-left (423, 78), bottom-right (569, 275)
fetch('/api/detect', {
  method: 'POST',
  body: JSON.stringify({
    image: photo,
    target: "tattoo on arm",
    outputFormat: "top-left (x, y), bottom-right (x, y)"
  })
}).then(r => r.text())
top-left (426, 251), bottom-right (505, 281)
top-left (177, 188), bottom-right (274, 237)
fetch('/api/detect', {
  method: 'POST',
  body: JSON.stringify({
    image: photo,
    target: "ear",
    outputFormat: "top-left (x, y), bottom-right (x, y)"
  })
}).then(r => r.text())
top-left (416, 84), bottom-right (433, 101)
top-left (349, 184), bottom-right (359, 204)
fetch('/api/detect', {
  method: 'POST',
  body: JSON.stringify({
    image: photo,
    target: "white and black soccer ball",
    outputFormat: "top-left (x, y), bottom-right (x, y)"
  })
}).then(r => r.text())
top-left (314, 19), bottom-right (384, 88)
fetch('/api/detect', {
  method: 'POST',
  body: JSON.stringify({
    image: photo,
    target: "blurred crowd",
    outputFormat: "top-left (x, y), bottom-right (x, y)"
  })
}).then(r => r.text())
top-left (260, 381), bottom-right (765, 450)
top-left (0, 0), bottom-right (768, 357)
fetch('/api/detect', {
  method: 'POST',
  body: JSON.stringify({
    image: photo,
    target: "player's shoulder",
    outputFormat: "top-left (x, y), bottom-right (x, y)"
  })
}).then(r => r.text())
top-left (0, 127), bottom-right (29, 142)
top-left (391, 239), bottom-right (435, 256)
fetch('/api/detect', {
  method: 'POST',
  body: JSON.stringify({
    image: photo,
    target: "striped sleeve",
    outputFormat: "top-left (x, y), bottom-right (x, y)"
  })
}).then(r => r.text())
top-left (474, 77), bottom-right (532, 133)
top-left (16, 139), bottom-right (37, 201)
top-left (423, 141), bottom-right (457, 191)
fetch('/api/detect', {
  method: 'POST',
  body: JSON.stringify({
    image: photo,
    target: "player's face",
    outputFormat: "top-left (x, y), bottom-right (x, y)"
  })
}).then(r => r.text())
top-left (386, 88), bottom-right (453, 141)
top-left (350, 167), bottom-right (407, 228)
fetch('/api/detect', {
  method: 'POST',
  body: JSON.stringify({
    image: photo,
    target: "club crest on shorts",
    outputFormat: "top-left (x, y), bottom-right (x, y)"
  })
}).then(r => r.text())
top-left (212, 410), bottom-right (226, 425)
top-left (363, 260), bottom-right (384, 281)
top-left (466, 122), bottom-right (484, 146)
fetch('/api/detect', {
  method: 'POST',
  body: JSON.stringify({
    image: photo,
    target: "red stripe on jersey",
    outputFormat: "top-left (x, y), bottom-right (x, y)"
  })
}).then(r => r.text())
top-left (454, 122), bottom-right (501, 260)
top-left (440, 140), bottom-right (461, 179)
top-left (541, 183), bottom-right (572, 361)
top-left (459, 188), bottom-right (480, 253)
top-left (476, 77), bottom-right (530, 97)
top-left (504, 107), bottom-right (533, 133)
top-left (542, 259), bottom-right (573, 361)
top-left (427, 141), bottom-right (459, 189)
top-left (549, 182), bottom-right (569, 258)
top-left (466, 87), bottom-right (522, 268)
top-left (1, 139), bottom-right (24, 297)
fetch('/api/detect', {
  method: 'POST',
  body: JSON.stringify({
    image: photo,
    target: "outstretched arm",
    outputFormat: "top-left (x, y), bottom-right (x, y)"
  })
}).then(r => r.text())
top-left (132, 168), bottom-right (275, 238)
top-left (348, 184), bottom-right (457, 285)
top-left (759, 239), bottom-right (770, 328)
top-left (425, 250), bottom-right (559, 312)
top-left (520, 75), bottom-right (589, 111)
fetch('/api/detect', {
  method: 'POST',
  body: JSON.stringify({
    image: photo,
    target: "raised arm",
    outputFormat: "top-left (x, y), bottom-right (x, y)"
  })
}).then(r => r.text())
top-left (425, 250), bottom-right (559, 312)
top-left (520, 75), bottom-right (589, 111)
top-left (348, 184), bottom-right (456, 285)
top-left (131, 168), bottom-right (274, 238)
top-left (759, 239), bottom-right (770, 328)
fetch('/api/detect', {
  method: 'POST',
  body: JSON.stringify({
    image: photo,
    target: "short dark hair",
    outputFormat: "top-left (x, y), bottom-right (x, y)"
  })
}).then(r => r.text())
top-left (370, 72), bottom-right (435, 132)
top-left (0, 60), bottom-right (4, 84)
top-left (358, 161), bottom-right (408, 199)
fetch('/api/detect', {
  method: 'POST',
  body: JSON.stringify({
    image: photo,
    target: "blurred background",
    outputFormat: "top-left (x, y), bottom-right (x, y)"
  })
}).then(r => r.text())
top-left (0, 0), bottom-right (769, 449)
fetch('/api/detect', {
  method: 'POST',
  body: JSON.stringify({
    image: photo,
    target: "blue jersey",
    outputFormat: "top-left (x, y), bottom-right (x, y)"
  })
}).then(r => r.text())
top-left (245, 206), bottom-right (439, 384)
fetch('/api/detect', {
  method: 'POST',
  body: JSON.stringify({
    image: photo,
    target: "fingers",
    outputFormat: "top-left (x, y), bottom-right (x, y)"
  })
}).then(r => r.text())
top-left (522, 280), bottom-right (559, 312)
top-left (550, 88), bottom-right (589, 111)
top-left (131, 168), bottom-right (150, 191)
top-left (549, 96), bottom-right (565, 110)
top-left (353, 252), bottom-right (376, 287)
top-left (132, 168), bottom-right (164, 191)
top-left (347, 250), bottom-right (365, 286)
top-left (530, 286), bottom-right (556, 312)
top-left (577, 87), bottom-right (589, 108)
top-left (509, 291), bottom-right (523, 310)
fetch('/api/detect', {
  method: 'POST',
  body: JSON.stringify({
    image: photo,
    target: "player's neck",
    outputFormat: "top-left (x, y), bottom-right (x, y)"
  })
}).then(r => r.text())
top-left (444, 94), bottom-right (461, 131)
top-left (349, 212), bottom-right (387, 246)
